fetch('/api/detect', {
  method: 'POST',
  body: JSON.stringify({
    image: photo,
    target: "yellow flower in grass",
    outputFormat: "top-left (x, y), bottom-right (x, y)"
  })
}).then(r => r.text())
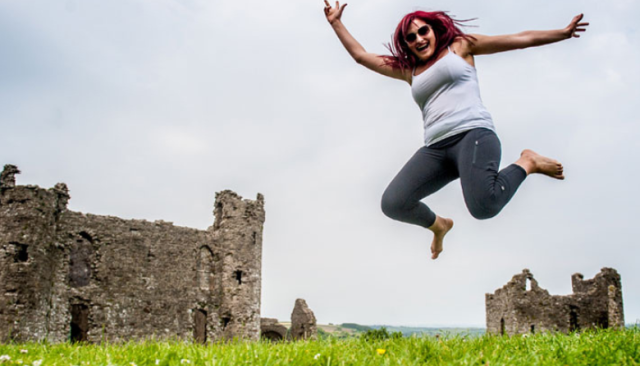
top-left (376, 349), bottom-right (386, 355)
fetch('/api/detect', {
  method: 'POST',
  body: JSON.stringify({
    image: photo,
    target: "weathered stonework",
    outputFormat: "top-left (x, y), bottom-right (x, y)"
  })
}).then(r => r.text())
top-left (290, 298), bottom-right (317, 340)
top-left (486, 268), bottom-right (624, 336)
top-left (0, 165), bottom-right (265, 343)
top-left (260, 318), bottom-right (288, 342)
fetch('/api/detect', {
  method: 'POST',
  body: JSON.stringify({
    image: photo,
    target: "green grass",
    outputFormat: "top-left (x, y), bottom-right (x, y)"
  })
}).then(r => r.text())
top-left (1, 328), bottom-right (638, 365)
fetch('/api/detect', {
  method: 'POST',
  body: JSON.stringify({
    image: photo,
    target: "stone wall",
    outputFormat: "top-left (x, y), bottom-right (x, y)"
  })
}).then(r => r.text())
top-left (0, 165), bottom-right (265, 343)
top-left (486, 268), bottom-right (624, 336)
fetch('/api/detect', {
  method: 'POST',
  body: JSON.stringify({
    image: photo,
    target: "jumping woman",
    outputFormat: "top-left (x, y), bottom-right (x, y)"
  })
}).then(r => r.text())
top-left (323, 2), bottom-right (588, 259)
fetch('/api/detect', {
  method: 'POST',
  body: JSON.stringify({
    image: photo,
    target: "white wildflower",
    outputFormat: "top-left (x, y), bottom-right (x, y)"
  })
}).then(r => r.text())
top-left (314, 354), bottom-right (321, 360)
top-left (33, 360), bottom-right (43, 366)
top-left (156, 360), bottom-right (160, 365)
top-left (180, 360), bottom-right (191, 364)
top-left (0, 355), bottom-right (11, 362)
top-left (20, 350), bottom-right (29, 354)
top-left (130, 363), bottom-right (137, 366)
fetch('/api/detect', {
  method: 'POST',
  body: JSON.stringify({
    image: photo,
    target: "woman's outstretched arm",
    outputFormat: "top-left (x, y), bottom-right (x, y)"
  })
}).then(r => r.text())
top-left (324, 1), bottom-right (410, 83)
top-left (463, 14), bottom-right (589, 56)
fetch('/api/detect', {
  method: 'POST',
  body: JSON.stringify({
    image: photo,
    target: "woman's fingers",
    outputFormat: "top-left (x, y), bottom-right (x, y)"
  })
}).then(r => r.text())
top-left (324, 0), bottom-right (346, 20)
top-left (570, 13), bottom-right (584, 27)
top-left (323, 0), bottom-right (333, 16)
top-left (336, 2), bottom-right (347, 16)
top-left (568, 14), bottom-right (588, 38)
top-left (323, 0), bottom-right (332, 12)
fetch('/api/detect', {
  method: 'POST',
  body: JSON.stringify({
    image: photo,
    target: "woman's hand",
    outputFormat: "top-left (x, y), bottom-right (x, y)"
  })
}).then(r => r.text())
top-left (564, 14), bottom-right (589, 39)
top-left (324, 0), bottom-right (347, 25)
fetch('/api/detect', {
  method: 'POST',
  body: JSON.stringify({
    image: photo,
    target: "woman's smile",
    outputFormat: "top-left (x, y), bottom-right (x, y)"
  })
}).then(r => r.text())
top-left (416, 42), bottom-right (430, 52)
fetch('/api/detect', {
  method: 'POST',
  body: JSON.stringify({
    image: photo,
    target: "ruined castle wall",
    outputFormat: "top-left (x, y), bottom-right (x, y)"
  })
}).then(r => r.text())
top-left (485, 270), bottom-right (562, 335)
top-left (486, 268), bottom-right (624, 336)
top-left (46, 212), bottom-right (221, 343)
top-left (214, 191), bottom-right (264, 341)
top-left (571, 269), bottom-right (624, 329)
top-left (0, 184), bottom-right (63, 342)
top-left (0, 165), bottom-right (265, 343)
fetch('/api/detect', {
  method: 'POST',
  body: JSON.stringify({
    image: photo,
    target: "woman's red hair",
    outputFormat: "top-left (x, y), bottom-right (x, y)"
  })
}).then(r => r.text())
top-left (384, 11), bottom-right (475, 71)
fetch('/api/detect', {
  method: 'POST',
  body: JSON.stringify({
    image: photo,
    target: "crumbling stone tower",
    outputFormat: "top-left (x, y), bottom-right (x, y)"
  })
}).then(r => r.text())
top-left (290, 298), bottom-right (317, 340)
top-left (0, 164), bottom-right (265, 343)
top-left (486, 268), bottom-right (624, 336)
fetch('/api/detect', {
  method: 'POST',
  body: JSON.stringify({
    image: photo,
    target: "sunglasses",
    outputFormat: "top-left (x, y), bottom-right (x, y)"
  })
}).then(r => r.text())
top-left (405, 25), bottom-right (431, 44)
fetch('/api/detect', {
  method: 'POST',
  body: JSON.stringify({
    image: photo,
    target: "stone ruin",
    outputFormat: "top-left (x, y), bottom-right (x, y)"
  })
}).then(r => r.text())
top-left (290, 298), bottom-right (317, 340)
top-left (486, 268), bottom-right (624, 336)
top-left (0, 164), bottom-right (265, 343)
top-left (260, 298), bottom-right (317, 342)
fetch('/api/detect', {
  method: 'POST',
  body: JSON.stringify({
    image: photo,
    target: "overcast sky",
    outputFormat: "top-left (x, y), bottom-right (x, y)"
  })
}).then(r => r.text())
top-left (1, 0), bottom-right (639, 327)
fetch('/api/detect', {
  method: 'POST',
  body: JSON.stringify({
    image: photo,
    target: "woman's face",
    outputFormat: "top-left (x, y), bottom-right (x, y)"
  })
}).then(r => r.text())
top-left (405, 18), bottom-right (437, 62)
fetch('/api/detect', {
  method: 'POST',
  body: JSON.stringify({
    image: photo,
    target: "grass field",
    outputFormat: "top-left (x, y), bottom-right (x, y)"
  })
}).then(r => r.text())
top-left (1, 328), bottom-right (638, 365)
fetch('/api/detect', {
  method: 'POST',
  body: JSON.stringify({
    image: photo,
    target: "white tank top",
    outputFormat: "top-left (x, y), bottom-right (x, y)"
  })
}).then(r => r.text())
top-left (411, 48), bottom-right (495, 146)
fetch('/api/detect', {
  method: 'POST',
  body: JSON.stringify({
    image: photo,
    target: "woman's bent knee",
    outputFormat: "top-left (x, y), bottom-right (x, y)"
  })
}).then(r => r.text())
top-left (467, 201), bottom-right (502, 220)
top-left (381, 191), bottom-right (404, 219)
top-left (469, 209), bottom-right (498, 220)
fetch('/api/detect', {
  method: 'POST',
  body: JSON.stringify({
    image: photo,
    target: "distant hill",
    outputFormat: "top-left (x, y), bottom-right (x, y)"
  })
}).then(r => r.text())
top-left (315, 323), bottom-right (486, 338)
top-left (368, 325), bottom-right (486, 337)
top-left (290, 321), bottom-right (638, 338)
top-left (340, 323), bottom-right (373, 332)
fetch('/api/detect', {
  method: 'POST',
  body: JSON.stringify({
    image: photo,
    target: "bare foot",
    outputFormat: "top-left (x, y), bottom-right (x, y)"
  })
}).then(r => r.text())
top-left (429, 216), bottom-right (454, 260)
top-left (516, 149), bottom-right (565, 180)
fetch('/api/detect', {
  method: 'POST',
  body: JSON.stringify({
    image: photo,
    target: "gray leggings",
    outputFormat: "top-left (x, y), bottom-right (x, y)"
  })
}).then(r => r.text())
top-left (381, 128), bottom-right (527, 228)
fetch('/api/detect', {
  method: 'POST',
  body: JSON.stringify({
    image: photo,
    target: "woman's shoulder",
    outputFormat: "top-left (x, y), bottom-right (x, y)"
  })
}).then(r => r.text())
top-left (450, 36), bottom-right (475, 58)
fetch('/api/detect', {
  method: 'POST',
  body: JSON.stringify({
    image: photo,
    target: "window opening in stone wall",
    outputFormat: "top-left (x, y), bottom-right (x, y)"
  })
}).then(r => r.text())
top-left (11, 242), bottom-right (28, 262)
top-left (500, 318), bottom-right (505, 335)
top-left (194, 309), bottom-right (207, 344)
top-left (69, 237), bottom-right (93, 288)
top-left (213, 202), bottom-right (223, 230)
top-left (197, 246), bottom-right (214, 291)
top-left (569, 306), bottom-right (579, 332)
top-left (222, 316), bottom-right (231, 329)
top-left (70, 304), bottom-right (89, 343)
top-left (525, 278), bottom-right (531, 291)
top-left (252, 232), bottom-right (257, 245)
top-left (530, 325), bottom-right (535, 334)
top-left (234, 270), bottom-right (243, 285)
top-left (79, 231), bottom-right (94, 243)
